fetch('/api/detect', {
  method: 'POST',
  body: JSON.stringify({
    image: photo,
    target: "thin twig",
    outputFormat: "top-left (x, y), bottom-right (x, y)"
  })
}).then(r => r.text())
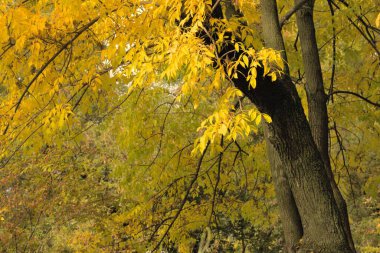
top-left (3, 17), bottom-right (99, 136)
top-left (208, 136), bottom-right (223, 225)
top-left (327, 0), bottom-right (337, 103)
top-left (151, 142), bottom-right (210, 252)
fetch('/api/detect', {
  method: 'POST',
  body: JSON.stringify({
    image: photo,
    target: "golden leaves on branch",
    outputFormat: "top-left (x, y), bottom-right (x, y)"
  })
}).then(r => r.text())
top-left (0, 0), bottom-right (281, 165)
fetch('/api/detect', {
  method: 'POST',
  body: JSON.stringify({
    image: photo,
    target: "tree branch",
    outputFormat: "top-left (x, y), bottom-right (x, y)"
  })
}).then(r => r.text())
top-left (208, 136), bottom-right (223, 225)
top-left (279, 0), bottom-right (308, 28)
top-left (330, 0), bottom-right (380, 57)
top-left (12, 17), bottom-right (99, 114)
top-left (151, 142), bottom-right (210, 252)
top-left (2, 17), bottom-right (99, 136)
top-left (329, 90), bottom-right (380, 108)
top-left (327, 0), bottom-right (337, 103)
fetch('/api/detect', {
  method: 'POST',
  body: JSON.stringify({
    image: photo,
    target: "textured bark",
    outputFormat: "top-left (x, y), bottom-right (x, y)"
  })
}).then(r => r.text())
top-left (265, 135), bottom-right (303, 253)
top-left (260, 0), bottom-right (289, 74)
top-left (260, 1), bottom-right (303, 252)
top-left (208, 1), bottom-right (354, 251)
top-left (235, 70), bottom-right (352, 253)
top-left (294, 1), bottom-right (356, 251)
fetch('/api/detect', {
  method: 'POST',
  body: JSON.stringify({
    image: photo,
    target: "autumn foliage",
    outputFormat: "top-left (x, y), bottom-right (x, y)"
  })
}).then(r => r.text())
top-left (0, 0), bottom-right (379, 252)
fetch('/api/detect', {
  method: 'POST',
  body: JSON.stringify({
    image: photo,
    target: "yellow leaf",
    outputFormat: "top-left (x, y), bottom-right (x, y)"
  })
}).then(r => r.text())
top-left (270, 72), bottom-right (277, 81)
top-left (235, 43), bottom-right (239, 52)
top-left (249, 110), bottom-right (257, 120)
top-left (249, 75), bottom-right (256, 89)
top-left (218, 124), bottom-right (228, 135)
top-left (255, 114), bottom-right (262, 125)
top-left (227, 66), bottom-right (233, 77)
top-left (243, 55), bottom-right (249, 66)
top-left (262, 113), bottom-right (272, 123)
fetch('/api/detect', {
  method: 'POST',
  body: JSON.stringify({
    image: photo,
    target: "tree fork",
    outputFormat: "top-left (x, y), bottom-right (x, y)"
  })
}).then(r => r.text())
top-left (204, 0), bottom-right (354, 252)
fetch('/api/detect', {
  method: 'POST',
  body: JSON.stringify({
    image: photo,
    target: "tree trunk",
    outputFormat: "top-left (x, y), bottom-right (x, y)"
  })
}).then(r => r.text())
top-left (260, 1), bottom-right (303, 252)
top-left (294, 1), bottom-right (356, 251)
top-left (265, 138), bottom-right (303, 253)
top-left (235, 69), bottom-right (352, 253)
top-left (210, 1), bottom-right (354, 251)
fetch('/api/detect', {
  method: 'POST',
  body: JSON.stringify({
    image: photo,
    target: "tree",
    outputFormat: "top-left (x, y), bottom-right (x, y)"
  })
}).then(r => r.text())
top-left (260, 0), bottom-right (355, 251)
top-left (207, 1), bottom-right (352, 251)
top-left (261, 0), bottom-right (379, 252)
top-left (0, 0), bottom-right (378, 252)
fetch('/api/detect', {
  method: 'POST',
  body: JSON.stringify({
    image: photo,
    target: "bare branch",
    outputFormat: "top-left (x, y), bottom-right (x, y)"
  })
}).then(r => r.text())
top-left (329, 90), bottom-right (380, 108)
top-left (208, 136), bottom-right (223, 225)
top-left (327, 0), bottom-right (337, 103)
top-left (1, 124), bottom-right (43, 169)
top-left (152, 142), bottom-right (210, 252)
top-left (330, 0), bottom-right (380, 57)
top-left (279, 0), bottom-right (308, 28)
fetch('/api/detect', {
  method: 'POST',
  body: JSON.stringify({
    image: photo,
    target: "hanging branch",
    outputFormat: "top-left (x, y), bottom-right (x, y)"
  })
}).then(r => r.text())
top-left (151, 142), bottom-right (210, 252)
top-left (13, 17), bottom-right (100, 114)
top-left (332, 121), bottom-right (356, 204)
top-left (0, 124), bottom-right (43, 169)
top-left (71, 89), bottom-right (135, 138)
top-left (144, 98), bottom-right (177, 171)
top-left (208, 136), bottom-right (224, 225)
top-left (3, 17), bottom-right (99, 135)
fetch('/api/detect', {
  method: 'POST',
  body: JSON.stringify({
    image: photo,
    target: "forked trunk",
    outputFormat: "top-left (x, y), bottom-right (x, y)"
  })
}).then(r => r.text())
top-left (209, 1), bottom-right (354, 251)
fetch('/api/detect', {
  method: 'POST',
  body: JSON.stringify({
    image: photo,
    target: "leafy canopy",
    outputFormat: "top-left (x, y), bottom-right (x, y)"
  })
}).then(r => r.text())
top-left (0, 0), bottom-right (281, 161)
top-left (0, 0), bottom-right (379, 252)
